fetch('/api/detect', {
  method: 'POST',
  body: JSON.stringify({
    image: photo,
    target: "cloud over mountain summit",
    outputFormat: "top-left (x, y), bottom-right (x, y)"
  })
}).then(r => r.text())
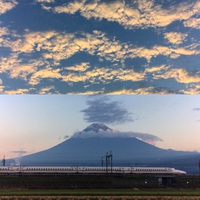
top-left (72, 123), bottom-right (163, 146)
top-left (81, 96), bottom-right (133, 124)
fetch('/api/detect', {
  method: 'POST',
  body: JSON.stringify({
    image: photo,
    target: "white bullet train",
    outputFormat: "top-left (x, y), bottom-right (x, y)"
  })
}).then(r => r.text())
top-left (0, 166), bottom-right (186, 175)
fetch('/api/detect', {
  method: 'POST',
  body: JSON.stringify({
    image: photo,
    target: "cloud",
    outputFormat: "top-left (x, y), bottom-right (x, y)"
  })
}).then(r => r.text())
top-left (164, 32), bottom-right (188, 45)
top-left (37, 0), bottom-right (54, 2)
top-left (0, 0), bottom-right (17, 15)
top-left (11, 150), bottom-right (27, 154)
top-left (54, 0), bottom-right (85, 14)
top-left (193, 108), bottom-right (200, 111)
top-left (0, 86), bottom-right (3, 93)
top-left (180, 84), bottom-right (200, 94)
top-left (67, 90), bottom-right (105, 95)
top-left (66, 62), bottom-right (90, 72)
top-left (66, 86), bottom-right (175, 95)
top-left (0, 78), bottom-right (4, 93)
top-left (10, 150), bottom-right (27, 165)
top-left (4, 88), bottom-right (30, 94)
top-left (184, 17), bottom-right (200, 29)
top-left (63, 135), bottom-right (69, 140)
top-left (0, 27), bottom-right (9, 40)
top-left (38, 86), bottom-right (58, 94)
top-left (29, 67), bottom-right (62, 85)
top-left (127, 45), bottom-right (200, 62)
top-left (108, 87), bottom-right (173, 95)
top-left (0, 18), bottom-right (200, 94)
top-left (145, 65), bottom-right (169, 74)
top-left (153, 68), bottom-right (200, 84)
top-left (42, 0), bottom-right (200, 29)
top-left (81, 96), bottom-right (133, 124)
top-left (124, 131), bottom-right (163, 146)
top-left (72, 129), bottom-right (163, 146)
top-left (1, 29), bottom-right (199, 85)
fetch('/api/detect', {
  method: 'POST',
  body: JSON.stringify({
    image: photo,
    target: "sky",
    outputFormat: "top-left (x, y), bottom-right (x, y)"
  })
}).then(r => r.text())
top-left (0, 0), bottom-right (200, 94)
top-left (0, 95), bottom-right (200, 159)
top-left (0, 0), bottom-right (200, 163)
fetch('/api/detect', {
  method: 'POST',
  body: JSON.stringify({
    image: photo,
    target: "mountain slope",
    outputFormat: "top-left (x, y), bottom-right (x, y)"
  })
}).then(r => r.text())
top-left (19, 136), bottom-right (198, 166)
top-left (8, 123), bottom-right (199, 174)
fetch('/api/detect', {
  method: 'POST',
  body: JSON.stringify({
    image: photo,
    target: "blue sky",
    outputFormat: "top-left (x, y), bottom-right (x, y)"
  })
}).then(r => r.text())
top-left (0, 0), bottom-right (200, 94)
top-left (0, 95), bottom-right (200, 159)
top-left (0, 0), bottom-right (200, 161)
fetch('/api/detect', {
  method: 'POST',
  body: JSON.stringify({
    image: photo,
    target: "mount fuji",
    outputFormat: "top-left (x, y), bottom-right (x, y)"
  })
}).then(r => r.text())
top-left (8, 123), bottom-right (200, 173)
top-left (82, 123), bottom-right (112, 132)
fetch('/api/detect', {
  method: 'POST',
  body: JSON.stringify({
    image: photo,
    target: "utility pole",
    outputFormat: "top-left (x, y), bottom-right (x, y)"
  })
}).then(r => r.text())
top-left (2, 156), bottom-right (5, 166)
top-left (199, 160), bottom-right (200, 175)
top-left (106, 152), bottom-right (108, 175)
top-left (101, 157), bottom-right (104, 167)
top-left (102, 151), bottom-right (113, 175)
top-left (107, 151), bottom-right (113, 174)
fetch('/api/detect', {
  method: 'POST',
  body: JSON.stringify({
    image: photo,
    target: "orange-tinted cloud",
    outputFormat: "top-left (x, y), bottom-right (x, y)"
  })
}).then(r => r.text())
top-left (184, 18), bottom-right (200, 29)
top-left (4, 88), bottom-right (29, 94)
top-left (164, 32), bottom-right (188, 45)
top-left (45, 0), bottom-right (200, 29)
top-left (29, 67), bottom-right (62, 85)
top-left (0, 0), bottom-right (17, 15)
top-left (154, 68), bottom-right (200, 84)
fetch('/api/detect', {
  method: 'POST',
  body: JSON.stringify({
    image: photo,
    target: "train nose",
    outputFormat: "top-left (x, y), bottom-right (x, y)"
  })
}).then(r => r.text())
top-left (178, 170), bottom-right (187, 174)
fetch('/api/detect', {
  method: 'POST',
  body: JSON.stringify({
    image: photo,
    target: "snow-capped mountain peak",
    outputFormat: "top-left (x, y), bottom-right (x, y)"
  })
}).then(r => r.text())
top-left (72, 123), bottom-right (113, 138)
top-left (83, 123), bottom-right (112, 133)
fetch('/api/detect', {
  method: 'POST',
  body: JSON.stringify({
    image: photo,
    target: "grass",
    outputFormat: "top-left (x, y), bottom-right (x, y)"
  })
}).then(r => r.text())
top-left (0, 188), bottom-right (200, 196)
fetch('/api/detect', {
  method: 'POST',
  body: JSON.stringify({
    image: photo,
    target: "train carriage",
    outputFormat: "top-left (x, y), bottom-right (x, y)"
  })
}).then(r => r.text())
top-left (0, 165), bottom-right (186, 175)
